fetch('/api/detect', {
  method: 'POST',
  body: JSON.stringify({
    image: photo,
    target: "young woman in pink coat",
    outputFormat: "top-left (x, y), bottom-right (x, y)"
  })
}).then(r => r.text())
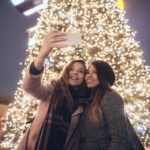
top-left (17, 30), bottom-right (89, 150)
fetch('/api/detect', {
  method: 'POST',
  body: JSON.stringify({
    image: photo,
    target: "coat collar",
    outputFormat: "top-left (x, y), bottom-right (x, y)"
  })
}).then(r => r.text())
top-left (72, 106), bottom-right (84, 117)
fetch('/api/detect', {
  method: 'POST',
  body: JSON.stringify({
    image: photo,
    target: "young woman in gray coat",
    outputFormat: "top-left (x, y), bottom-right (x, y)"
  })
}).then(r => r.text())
top-left (79, 60), bottom-right (130, 150)
top-left (17, 30), bottom-right (89, 150)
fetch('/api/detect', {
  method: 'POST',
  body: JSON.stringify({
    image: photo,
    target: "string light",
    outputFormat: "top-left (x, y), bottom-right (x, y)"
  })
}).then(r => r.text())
top-left (1, 0), bottom-right (150, 149)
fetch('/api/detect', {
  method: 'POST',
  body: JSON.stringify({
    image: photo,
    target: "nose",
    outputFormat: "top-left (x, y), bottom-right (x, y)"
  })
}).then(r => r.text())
top-left (72, 69), bottom-right (78, 75)
top-left (86, 72), bottom-right (92, 78)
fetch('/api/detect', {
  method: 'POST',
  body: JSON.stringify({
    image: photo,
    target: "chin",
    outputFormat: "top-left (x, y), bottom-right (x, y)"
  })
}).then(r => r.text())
top-left (87, 83), bottom-right (99, 88)
top-left (87, 84), bottom-right (95, 88)
top-left (69, 83), bottom-right (80, 86)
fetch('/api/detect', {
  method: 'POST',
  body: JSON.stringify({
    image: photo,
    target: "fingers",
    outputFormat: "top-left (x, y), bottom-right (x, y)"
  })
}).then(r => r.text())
top-left (52, 44), bottom-right (66, 48)
top-left (42, 29), bottom-right (69, 50)
top-left (51, 31), bottom-right (67, 43)
top-left (45, 30), bottom-right (67, 43)
top-left (51, 36), bottom-right (67, 43)
top-left (49, 29), bottom-right (66, 38)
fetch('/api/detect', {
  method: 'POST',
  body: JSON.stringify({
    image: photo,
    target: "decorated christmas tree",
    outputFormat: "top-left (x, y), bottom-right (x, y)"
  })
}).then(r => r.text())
top-left (1, 0), bottom-right (150, 149)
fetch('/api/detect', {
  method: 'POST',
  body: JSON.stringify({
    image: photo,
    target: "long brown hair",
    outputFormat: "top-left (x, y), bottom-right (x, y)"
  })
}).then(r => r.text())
top-left (52, 60), bottom-right (87, 108)
top-left (88, 60), bottom-right (115, 124)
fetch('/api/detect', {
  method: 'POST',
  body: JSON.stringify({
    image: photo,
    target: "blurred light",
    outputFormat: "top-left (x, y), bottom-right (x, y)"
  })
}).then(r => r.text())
top-left (28, 38), bottom-right (36, 46)
top-left (118, 0), bottom-right (124, 10)
top-left (10, 0), bottom-right (44, 16)
top-left (10, 0), bottom-right (25, 6)
top-left (136, 125), bottom-right (146, 134)
top-left (23, 3), bottom-right (44, 16)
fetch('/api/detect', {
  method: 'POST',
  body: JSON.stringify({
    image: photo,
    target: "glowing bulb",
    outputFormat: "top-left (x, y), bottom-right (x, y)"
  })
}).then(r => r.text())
top-left (118, 0), bottom-right (124, 10)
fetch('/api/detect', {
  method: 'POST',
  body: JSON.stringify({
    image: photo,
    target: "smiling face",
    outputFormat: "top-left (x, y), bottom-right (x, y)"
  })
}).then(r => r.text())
top-left (85, 64), bottom-right (100, 88)
top-left (68, 62), bottom-right (86, 86)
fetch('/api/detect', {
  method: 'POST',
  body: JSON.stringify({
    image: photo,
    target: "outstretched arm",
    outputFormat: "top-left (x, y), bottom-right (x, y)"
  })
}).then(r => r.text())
top-left (22, 30), bottom-right (67, 100)
top-left (34, 29), bottom-right (67, 70)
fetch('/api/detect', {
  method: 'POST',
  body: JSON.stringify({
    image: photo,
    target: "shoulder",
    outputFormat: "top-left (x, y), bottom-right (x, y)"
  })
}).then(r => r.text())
top-left (46, 79), bottom-right (60, 93)
top-left (102, 90), bottom-right (124, 107)
top-left (104, 90), bottom-right (123, 100)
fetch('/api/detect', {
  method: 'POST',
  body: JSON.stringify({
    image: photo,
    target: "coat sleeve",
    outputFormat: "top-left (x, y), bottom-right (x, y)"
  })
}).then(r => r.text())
top-left (22, 66), bottom-right (53, 101)
top-left (102, 91), bottom-right (130, 150)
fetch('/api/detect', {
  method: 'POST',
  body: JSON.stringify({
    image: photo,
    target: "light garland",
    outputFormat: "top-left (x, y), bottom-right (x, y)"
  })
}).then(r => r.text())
top-left (1, 0), bottom-right (150, 148)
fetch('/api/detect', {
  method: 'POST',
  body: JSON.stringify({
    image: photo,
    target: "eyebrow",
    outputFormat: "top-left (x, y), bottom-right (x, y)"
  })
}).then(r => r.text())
top-left (87, 69), bottom-right (96, 71)
top-left (71, 66), bottom-right (85, 69)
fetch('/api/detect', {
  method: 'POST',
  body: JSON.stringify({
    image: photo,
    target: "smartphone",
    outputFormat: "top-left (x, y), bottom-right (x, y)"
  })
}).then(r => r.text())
top-left (57, 32), bottom-right (81, 45)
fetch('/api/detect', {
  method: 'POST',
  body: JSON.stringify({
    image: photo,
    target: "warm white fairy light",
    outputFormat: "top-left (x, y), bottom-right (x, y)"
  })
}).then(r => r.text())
top-left (1, 0), bottom-right (150, 148)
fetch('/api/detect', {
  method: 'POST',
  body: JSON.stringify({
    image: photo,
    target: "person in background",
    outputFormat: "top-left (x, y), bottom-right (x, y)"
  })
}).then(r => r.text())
top-left (79, 60), bottom-right (130, 150)
top-left (17, 30), bottom-right (89, 150)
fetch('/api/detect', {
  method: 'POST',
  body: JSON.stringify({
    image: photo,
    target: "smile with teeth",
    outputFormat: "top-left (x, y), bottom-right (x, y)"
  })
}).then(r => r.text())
top-left (86, 78), bottom-right (94, 82)
top-left (70, 76), bottom-right (79, 80)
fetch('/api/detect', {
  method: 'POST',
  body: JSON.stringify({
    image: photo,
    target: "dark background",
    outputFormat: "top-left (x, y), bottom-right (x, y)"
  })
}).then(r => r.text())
top-left (0, 0), bottom-right (150, 96)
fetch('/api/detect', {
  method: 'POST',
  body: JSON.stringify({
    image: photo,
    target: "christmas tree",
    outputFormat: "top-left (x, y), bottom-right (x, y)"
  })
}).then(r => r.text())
top-left (1, 0), bottom-right (150, 149)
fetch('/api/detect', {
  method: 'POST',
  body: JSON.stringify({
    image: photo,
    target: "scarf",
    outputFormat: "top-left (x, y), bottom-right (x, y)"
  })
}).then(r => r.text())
top-left (35, 86), bottom-right (81, 150)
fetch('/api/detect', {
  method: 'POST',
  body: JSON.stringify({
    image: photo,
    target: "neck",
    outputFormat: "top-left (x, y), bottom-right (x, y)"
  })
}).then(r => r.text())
top-left (69, 85), bottom-right (79, 90)
top-left (69, 85), bottom-right (80, 100)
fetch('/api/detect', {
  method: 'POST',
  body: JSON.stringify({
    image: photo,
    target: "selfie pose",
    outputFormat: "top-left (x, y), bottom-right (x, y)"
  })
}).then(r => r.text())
top-left (17, 30), bottom-right (89, 150)
top-left (79, 60), bottom-right (131, 150)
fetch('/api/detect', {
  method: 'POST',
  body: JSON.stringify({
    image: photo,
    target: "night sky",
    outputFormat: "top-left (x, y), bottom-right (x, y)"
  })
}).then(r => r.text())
top-left (0, 0), bottom-right (150, 96)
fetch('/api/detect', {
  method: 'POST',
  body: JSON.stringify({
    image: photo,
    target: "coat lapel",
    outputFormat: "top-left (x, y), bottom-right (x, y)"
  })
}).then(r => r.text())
top-left (64, 106), bottom-right (84, 149)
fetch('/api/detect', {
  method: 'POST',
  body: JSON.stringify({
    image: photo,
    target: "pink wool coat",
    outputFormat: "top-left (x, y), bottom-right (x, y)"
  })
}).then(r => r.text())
top-left (16, 69), bottom-right (84, 150)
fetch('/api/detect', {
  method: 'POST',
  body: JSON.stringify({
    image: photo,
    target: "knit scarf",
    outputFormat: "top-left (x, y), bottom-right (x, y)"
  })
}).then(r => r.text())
top-left (35, 86), bottom-right (80, 150)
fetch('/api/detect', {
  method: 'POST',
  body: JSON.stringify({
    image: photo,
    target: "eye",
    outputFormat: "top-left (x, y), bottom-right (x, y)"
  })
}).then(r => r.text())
top-left (79, 70), bottom-right (85, 74)
top-left (86, 70), bottom-right (90, 74)
top-left (86, 70), bottom-right (97, 74)
top-left (70, 67), bottom-right (74, 71)
top-left (93, 70), bottom-right (97, 73)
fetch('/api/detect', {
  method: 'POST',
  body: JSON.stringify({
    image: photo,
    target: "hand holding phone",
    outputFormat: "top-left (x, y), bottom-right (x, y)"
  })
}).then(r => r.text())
top-left (56, 32), bottom-right (81, 45)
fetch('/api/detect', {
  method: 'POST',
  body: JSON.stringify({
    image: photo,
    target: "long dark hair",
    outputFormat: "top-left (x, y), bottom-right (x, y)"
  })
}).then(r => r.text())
top-left (88, 60), bottom-right (115, 123)
top-left (52, 60), bottom-right (87, 108)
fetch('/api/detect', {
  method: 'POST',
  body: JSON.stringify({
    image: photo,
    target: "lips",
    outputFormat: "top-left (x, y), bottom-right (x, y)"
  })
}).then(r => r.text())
top-left (86, 78), bottom-right (97, 85)
top-left (70, 76), bottom-right (79, 80)
top-left (86, 78), bottom-right (94, 82)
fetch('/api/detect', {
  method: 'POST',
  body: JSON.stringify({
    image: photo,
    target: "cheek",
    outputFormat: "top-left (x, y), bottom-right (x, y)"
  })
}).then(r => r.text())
top-left (95, 81), bottom-right (100, 86)
top-left (69, 70), bottom-right (72, 75)
top-left (95, 77), bottom-right (100, 84)
top-left (95, 75), bottom-right (99, 81)
top-left (85, 74), bottom-right (89, 79)
top-left (79, 74), bottom-right (85, 82)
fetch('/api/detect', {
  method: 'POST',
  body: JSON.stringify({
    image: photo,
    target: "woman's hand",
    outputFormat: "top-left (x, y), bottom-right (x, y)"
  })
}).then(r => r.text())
top-left (34, 29), bottom-right (67, 70)
top-left (40, 29), bottom-right (67, 58)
